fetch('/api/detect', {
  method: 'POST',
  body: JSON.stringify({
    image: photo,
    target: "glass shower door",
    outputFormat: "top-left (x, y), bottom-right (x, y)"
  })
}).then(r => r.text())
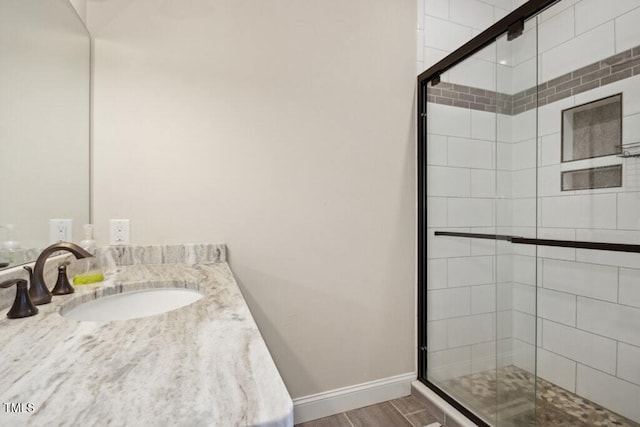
top-left (494, 16), bottom-right (539, 427)
top-left (532, 0), bottom-right (640, 424)
top-left (422, 15), bottom-right (539, 427)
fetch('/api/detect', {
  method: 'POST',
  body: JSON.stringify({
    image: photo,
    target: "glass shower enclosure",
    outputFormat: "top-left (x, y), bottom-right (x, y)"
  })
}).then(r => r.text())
top-left (417, 0), bottom-right (640, 425)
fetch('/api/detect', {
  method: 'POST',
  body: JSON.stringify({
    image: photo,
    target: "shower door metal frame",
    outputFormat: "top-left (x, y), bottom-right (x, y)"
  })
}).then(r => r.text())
top-left (416, 1), bottom-right (559, 425)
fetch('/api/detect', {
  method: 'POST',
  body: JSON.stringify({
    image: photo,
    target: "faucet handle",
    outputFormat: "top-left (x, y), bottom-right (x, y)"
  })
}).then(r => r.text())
top-left (0, 279), bottom-right (39, 318)
top-left (51, 264), bottom-right (74, 295)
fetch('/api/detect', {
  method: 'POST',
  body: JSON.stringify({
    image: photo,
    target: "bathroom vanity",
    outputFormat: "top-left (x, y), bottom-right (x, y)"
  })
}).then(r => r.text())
top-left (0, 244), bottom-right (293, 426)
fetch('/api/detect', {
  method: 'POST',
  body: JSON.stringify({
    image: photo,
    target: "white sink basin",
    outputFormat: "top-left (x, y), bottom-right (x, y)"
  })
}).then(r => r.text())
top-left (63, 288), bottom-right (203, 322)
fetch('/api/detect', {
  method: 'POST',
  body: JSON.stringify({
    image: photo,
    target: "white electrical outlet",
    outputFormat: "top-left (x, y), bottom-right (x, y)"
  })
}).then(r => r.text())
top-left (109, 219), bottom-right (130, 245)
top-left (49, 219), bottom-right (73, 243)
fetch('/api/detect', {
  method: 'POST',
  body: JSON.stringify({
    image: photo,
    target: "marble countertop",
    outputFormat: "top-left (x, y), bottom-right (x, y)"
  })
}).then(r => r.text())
top-left (0, 244), bottom-right (293, 427)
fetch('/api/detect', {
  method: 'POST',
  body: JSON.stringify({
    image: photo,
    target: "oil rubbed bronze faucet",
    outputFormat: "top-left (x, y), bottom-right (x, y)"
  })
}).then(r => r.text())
top-left (29, 242), bottom-right (93, 305)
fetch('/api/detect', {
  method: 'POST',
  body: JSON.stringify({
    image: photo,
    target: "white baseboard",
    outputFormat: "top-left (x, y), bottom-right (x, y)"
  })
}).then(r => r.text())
top-left (293, 372), bottom-right (416, 424)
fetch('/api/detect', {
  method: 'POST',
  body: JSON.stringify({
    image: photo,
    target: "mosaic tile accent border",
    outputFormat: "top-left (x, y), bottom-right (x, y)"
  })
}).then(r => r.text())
top-left (426, 82), bottom-right (512, 114)
top-left (426, 44), bottom-right (640, 115)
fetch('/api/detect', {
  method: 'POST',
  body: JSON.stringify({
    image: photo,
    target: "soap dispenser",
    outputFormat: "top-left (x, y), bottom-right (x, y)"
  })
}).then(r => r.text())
top-left (74, 224), bottom-right (104, 285)
top-left (79, 224), bottom-right (96, 251)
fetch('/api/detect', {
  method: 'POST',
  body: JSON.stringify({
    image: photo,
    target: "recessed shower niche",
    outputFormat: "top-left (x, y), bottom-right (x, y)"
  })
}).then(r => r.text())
top-left (561, 94), bottom-right (623, 191)
top-left (562, 94), bottom-right (622, 162)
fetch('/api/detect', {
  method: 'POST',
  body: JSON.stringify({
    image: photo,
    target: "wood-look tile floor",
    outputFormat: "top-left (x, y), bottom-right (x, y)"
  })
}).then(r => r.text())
top-left (295, 395), bottom-right (442, 427)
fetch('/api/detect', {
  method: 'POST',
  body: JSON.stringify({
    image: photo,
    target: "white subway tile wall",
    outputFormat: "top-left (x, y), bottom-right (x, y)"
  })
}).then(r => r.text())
top-left (542, 320), bottom-right (618, 375)
top-left (529, 2), bottom-right (640, 408)
top-left (537, 347), bottom-right (577, 392)
top-left (423, 0), bottom-right (640, 421)
top-left (576, 364), bottom-right (640, 421)
top-left (418, 0), bottom-right (520, 74)
top-left (617, 342), bottom-right (640, 386)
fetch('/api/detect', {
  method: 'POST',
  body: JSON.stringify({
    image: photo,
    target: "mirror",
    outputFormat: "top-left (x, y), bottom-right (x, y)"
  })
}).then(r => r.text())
top-left (0, 0), bottom-right (90, 269)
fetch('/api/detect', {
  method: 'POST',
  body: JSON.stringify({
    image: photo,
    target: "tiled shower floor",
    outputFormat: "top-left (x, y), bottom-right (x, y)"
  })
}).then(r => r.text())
top-left (441, 365), bottom-right (639, 426)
